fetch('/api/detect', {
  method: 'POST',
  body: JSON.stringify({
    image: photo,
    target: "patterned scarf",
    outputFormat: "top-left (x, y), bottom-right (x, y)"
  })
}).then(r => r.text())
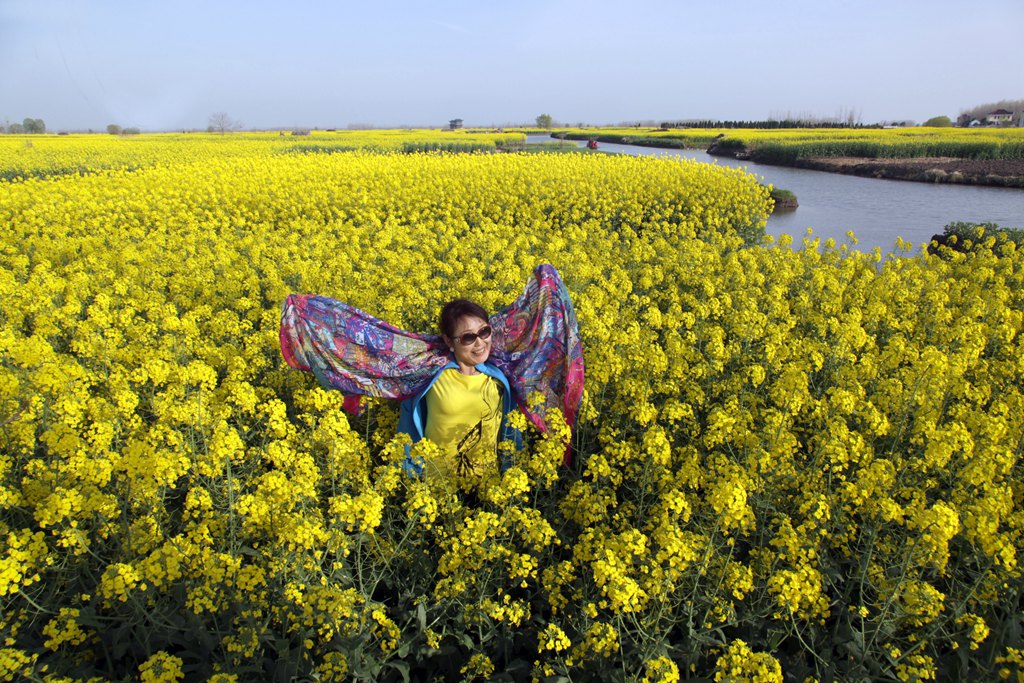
top-left (280, 264), bottom-right (585, 438)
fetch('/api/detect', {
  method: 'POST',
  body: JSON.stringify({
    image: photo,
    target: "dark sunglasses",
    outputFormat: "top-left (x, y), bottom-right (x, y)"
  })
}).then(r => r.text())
top-left (454, 325), bottom-right (492, 346)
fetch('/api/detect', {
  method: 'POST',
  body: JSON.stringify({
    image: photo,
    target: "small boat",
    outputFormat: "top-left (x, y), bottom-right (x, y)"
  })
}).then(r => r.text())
top-left (586, 140), bottom-right (599, 149)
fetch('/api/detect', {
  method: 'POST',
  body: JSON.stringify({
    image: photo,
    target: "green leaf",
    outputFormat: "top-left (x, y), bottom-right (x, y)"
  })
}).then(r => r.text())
top-left (385, 660), bottom-right (410, 683)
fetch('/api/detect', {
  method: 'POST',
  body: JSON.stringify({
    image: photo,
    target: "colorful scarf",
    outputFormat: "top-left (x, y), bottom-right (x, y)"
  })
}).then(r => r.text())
top-left (280, 264), bottom-right (585, 438)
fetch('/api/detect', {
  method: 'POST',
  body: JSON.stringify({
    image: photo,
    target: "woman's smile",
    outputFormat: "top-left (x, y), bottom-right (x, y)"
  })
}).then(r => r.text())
top-left (450, 316), bottom-right (492, 373)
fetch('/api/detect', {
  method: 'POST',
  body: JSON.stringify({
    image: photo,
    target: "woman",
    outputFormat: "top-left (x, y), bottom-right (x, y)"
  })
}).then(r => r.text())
top-left (396, 299), bottom-right (522, 490)
top-left (279, 264), bottom-right (584, 487)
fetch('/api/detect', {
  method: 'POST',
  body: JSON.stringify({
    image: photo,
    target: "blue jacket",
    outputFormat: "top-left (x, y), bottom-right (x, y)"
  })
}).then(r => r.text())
top-left (397, 361), bottom-right (522, 476)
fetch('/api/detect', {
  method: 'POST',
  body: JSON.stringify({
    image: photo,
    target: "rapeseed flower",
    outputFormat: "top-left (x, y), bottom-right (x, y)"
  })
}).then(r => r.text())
top-left (2, 131), bottom-right (1022, 683)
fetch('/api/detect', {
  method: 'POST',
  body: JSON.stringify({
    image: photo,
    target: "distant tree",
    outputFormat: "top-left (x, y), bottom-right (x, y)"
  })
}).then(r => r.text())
top-left (22, 118), bottom-right (46, 134)
top-left (122, 127), bottom-right (141, 135)
top-left (535, 113), bottom-right (553, 129)
top-left (837, 105), bottom-right (862, 127)
top-left (8, 123), bottom-right (25, 134)
top-left (923, 115), bottom-right (953, 127)
top-left (107, 124), bottom-right (122, 135)
top-left (208, 112), bottom-right (242, 134)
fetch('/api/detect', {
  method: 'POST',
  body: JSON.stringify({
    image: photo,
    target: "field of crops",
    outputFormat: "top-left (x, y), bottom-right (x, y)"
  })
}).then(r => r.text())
top-left (554, 126), bottom-right (1024, 162)
top-left (2, 133), bottom-right (1023, 682)
top-left (0, 129), bottom-right (525, 181)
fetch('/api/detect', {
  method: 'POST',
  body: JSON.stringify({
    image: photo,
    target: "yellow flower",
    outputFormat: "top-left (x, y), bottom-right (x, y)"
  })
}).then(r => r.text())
top-left (957, 613), bottom-right (990, 650)
top-left (42, 608), bottom-right (90, 651)
top-left (713, 640), bottom-right (782, 683)
top-left (539, 623), bottom-right (571, 653)
top-left (138, 651), bottom-right (184, 683)
top-left (4, 128), bottom-right (1024, 683)
top-left (895, 653), bottom-right (936, 682)
top-left (643, 656), bottom-right (680, 683)
top-left (460, 653), bottom-right (495, 681)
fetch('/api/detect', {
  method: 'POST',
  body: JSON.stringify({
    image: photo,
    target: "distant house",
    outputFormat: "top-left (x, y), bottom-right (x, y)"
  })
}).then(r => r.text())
top-left (986, 109), bottom-right (1014, 125)
top-left (449, 119), bottom-right (463, 130)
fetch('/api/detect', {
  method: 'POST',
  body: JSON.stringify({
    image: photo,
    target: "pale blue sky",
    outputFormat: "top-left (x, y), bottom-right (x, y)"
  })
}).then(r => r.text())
top-left (2, 0), bottom-right (1022, 131)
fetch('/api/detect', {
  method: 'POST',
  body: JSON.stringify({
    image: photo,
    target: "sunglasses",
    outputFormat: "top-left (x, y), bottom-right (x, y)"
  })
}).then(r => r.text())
top-left (454, 325), bottom-right (492, 346)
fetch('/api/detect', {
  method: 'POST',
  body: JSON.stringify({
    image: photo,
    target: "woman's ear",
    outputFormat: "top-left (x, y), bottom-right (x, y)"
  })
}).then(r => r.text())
top-left (442, 335), bottom-right (453, 351)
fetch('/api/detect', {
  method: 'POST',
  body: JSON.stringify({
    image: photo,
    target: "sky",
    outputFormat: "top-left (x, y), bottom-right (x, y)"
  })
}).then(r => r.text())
top-left (2, 0), bottom-right (1022, 132)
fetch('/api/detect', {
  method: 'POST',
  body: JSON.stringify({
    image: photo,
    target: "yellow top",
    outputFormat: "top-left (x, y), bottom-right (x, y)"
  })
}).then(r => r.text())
top-left (424, 368), bottom-right (502, 490)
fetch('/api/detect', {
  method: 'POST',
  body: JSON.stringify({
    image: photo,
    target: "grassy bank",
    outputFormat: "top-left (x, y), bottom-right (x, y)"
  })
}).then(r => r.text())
top-left (539, 127), bottom-right (1024, 161)
top-left (527, 127), bottom-right (1024, 187)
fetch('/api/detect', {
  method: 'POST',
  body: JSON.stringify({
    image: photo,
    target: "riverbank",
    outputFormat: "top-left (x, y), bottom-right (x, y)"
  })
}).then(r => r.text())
top-left (531, 132), bottom-right (1023, 253)
top-left (555, 131), bottom-right (1024, 189)
top-left (777, 156), bottom-right (1024, 188)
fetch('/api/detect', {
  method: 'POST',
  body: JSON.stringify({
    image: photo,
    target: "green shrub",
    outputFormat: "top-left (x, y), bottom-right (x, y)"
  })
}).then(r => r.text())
top-left (929, 221), bottom-right (1024, 256)
top-left (769, 188), bottom-right (798, 210)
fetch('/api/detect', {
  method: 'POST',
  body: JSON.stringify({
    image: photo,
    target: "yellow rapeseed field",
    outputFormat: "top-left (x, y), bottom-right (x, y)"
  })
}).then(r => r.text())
top-left (1, 132), bottom-right (1022, 682)
top-left (0, 129), bottom-right (525, 181)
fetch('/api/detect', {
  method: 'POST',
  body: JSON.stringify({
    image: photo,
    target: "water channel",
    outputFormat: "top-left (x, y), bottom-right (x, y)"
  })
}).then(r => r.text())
top-left (525, 135), bottom-right (1024, 254)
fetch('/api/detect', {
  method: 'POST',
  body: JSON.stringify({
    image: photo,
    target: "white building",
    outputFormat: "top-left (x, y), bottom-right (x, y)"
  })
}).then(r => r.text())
top-left (985, 109), bottom-right (1014, 125)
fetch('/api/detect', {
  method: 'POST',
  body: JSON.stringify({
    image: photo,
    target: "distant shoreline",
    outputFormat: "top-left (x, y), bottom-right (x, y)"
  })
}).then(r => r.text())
top-left (555, 133), bottom-right (1024, 189)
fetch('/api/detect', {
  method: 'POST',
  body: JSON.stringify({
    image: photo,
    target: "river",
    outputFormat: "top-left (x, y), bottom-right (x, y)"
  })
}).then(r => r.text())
top-left (525, 135), bottom-right (1024, 254)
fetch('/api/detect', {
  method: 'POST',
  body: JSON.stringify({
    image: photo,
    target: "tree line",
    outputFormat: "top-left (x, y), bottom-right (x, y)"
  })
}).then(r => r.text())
top-left (1, 111), bottom-right (244, 135)
top-left (2, 118), bottom-right (46, 134)
top-left (661, 119), bottom-right (874, 130)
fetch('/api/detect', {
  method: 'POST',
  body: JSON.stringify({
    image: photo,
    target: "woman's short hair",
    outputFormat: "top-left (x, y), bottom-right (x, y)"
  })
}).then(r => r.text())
top-left (439, 299), bottom-right (489, 339)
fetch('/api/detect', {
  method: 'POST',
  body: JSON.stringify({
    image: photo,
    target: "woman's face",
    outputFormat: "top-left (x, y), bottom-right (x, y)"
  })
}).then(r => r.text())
top-left (447, 315), bottom-right (492, 371)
